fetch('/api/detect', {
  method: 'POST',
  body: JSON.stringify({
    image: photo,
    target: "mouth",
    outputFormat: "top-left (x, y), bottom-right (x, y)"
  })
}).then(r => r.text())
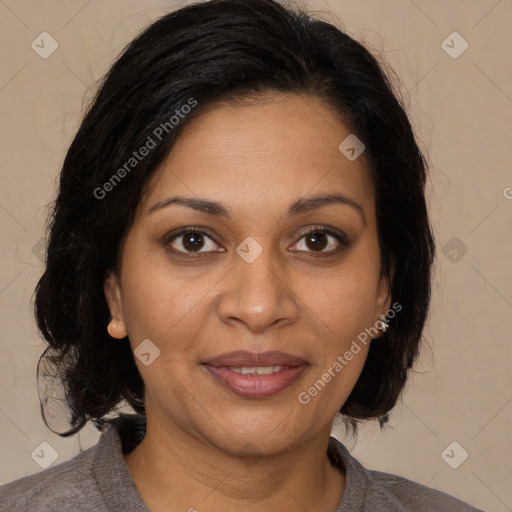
top-left (201, 350), bottom-right (308, 399)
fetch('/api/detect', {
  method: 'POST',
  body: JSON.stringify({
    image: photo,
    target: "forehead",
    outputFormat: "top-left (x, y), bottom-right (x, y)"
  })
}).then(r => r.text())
top-left (140, 93), bottom-right (374, 219)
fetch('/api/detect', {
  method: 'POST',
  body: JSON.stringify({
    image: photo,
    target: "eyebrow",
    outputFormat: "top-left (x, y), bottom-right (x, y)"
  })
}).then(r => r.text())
top-left (148, 193), bottom-right (366, 225)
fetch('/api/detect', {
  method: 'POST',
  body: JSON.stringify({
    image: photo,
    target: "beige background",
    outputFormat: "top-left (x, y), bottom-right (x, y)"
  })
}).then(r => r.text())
top-left (1, 0), bottom-right (511, 510)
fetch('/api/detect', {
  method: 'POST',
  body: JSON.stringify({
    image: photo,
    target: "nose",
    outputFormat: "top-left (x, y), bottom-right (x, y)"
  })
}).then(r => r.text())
top-left (216, 243), bottom-right (300, 333)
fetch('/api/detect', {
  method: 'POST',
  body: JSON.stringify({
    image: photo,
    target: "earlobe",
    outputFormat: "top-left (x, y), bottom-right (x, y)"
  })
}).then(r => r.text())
top-left (107, 318), bottom-right (127, 339)
top-left (103, 271), bottom-right (128, 339)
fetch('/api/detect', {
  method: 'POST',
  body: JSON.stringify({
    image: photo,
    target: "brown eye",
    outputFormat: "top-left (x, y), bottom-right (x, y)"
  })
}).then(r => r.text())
top-left (292, 227), bottom-right (350, 255)
top-left (165, 228), bottom-right (220, 255)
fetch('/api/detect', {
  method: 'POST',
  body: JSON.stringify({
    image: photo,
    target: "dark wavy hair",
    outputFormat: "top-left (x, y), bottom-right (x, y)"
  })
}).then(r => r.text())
top-left (34, 0), bottom-right (435, 437)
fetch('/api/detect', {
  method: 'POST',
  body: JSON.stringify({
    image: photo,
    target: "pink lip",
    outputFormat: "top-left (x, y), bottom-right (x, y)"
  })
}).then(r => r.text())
top-left (203, 364), bottom-right (308, 399)
top-left (202, 350), bottom-right (308, 399)
top-left (202, 350), bottom-right (307, 368)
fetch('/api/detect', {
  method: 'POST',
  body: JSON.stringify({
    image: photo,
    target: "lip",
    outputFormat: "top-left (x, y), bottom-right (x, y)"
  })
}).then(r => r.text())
top-left (203, 364), bottom-right (308, 399)
top-left (202, 350), bottom-right (308, 399)
top-left (202, 350), bottom-right (307, 368)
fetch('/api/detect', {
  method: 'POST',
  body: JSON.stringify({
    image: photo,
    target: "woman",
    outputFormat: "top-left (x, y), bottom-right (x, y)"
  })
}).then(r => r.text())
top-left (0, 0), bottom-right (483, 510)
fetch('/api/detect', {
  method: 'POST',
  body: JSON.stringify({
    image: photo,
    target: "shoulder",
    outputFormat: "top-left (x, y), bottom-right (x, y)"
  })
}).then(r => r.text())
top-left (0, 435), bottom-right (106, 512)
top-left (328, 436), bottom-right (483, 512)
top-left (365, 468), bottom-right (484, 511)
top-left (0, 449), bottom-right (99, 512)
top-left (0, 415), bottom-right (145, 512)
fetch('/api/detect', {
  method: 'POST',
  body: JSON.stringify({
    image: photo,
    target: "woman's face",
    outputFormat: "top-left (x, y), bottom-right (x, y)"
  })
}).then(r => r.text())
top-left (105, 93), bottom-right (392, 456)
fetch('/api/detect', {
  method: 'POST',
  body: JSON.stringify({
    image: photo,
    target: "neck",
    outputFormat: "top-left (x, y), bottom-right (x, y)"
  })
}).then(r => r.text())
top-left (122, 415), bottom-right (345, 512)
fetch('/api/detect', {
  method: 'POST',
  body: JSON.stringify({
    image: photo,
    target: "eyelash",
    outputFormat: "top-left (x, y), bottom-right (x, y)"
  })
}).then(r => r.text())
top-left (161, 225), bottom-right (351, 258)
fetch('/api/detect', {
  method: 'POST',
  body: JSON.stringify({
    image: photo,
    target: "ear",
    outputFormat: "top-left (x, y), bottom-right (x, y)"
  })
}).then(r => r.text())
top-left (374, 263), bottom-right (395, 336)
top-left (104, 270), bottom-right (128, 339)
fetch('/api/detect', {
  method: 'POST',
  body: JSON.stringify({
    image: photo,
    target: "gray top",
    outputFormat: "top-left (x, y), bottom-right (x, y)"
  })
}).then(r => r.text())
top-left (0, 415), bottom-right (483, 511)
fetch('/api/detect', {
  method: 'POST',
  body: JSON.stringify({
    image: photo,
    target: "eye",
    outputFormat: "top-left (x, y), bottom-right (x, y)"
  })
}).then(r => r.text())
top-left (291, 227), bottom-right (350, 255)
top-left (164, 227), bottom-right (223, 256)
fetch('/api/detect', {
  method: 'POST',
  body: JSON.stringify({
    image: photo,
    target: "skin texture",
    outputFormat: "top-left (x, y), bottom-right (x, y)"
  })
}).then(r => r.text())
top-left (104, 92), bottom-right (393, 512)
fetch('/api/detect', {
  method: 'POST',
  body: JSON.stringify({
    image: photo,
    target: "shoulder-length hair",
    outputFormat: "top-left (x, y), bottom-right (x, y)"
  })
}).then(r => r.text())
top-left (35, 0), bottom-right (435, 436)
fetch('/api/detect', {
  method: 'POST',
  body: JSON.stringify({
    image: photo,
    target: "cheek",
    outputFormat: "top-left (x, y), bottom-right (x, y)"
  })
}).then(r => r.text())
top-left (118, 249), bottom-right (213, 352)
top-left (300, 255), bottom-right (381, 340)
